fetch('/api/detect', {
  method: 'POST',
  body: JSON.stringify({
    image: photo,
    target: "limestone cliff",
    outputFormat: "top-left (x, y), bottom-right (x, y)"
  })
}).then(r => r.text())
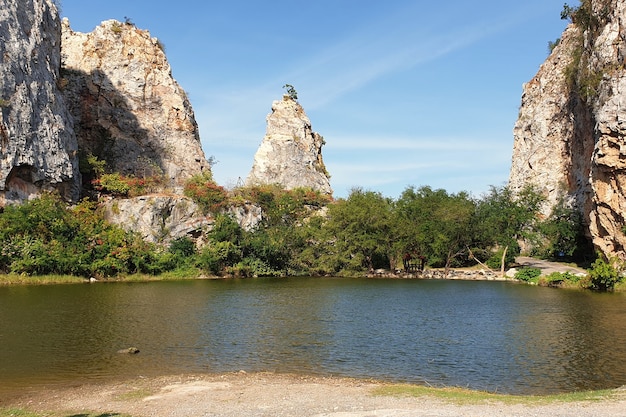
top-left (0, 1), bottom-right (216, 245)
top-left (102, 195), bottom-right (211, 244)
top-left (61, 19), bottom-right (208, 191)
top-left (246, 96), bottom-right (332, 195)
top-left (510, 0), bottom-right (626, 259)
top-left (101, 196), bottom-right (261, 244)
top-left (0, 0), bottom-right (80, 203)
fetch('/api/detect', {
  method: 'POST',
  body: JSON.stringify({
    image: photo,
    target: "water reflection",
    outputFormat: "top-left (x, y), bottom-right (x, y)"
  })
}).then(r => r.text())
top-left (1, 278), bottom-right (626, 396)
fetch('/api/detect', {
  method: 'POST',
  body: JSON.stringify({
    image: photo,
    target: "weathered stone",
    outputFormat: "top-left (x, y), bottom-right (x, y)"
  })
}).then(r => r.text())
top-left (227, 203), bottom-right (262, 232)
top-left (102, 195), bottom-right (212, 244)
top-left (61, 19), bottom-right (209, 192)
top-left (509, 2), bottom-right (626, 260)
top-left (0, 0), bottom-right (80, 204)
top-left (117, 347), bottom-right (140, 354)
top-left (246, 96), bottom-right (332, 195)
top-left (509, 26), bottom-right (593, 214)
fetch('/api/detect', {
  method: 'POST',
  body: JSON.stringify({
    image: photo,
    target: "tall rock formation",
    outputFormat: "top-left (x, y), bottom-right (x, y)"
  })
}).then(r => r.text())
top-left (510, 0), bottom-right (626, 259)
top-left (60, 19), bottom-right (208, 190)
top-left (0, 0), bottom-right (80, 203)
top-left (246, 95), bottom-right (332, 195)
top-left (0, 1), bottom-right (215, 244)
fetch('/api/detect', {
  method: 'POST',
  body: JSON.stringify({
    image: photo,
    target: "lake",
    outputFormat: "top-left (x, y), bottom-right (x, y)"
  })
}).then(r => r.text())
top-left (1, 277), bottom-right (626, 396)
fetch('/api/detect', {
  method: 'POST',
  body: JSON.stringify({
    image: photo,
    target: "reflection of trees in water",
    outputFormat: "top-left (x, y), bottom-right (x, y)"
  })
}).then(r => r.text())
top-left (507, 288), bottom-right (626, 392)
top-left (3, 280), bottom-right (626, 395)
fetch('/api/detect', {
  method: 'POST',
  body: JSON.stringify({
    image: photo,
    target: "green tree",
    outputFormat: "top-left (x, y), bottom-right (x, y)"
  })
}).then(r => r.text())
top-left (0, 193), bottom-right (170, 278)
top-left (324, 188), bottom-right (394, 272)
top-left (474, 184), bottom-right (545, 270)
top-left (587, 257), bottom-right (621, 291)
top-left (538, 194), bottom-right (589, 261)
top-left (283, 84), bottom-right (298, 100)
top-left (183, 171), bottom-right (228, 214)
top-left (394, 186), bottom-right (477, 274)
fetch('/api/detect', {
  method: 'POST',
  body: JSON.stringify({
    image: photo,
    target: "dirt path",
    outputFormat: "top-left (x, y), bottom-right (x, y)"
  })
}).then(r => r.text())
top-left (7, 373), bottom-right (626, 417)
top-left (515, 257), bottom-right (587, 276)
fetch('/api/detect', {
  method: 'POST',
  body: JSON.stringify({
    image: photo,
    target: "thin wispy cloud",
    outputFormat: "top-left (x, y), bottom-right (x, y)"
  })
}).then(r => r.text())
top-left (271, 6), bottom-right (520, 109)
top-left (327, 135), bottom-right (512, 152)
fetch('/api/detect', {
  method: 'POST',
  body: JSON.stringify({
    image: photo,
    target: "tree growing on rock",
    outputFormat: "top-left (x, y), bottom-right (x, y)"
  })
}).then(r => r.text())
top-left (283, 84), bottom-right (298, 100)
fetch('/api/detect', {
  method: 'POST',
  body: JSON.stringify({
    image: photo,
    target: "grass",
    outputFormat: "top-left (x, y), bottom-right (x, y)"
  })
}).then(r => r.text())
top-left (0, 267), bottom-right (207, 286)
top-left (373, 384), bottom-right (618, 405)
top-left (114, 388), bottom-right (153, 401)
top-left (0, 409), bottom-right (42, 417)
top-left (0, 274), bottom-right (86, 286)
top-left (0, 409), bottom-right (131, 417)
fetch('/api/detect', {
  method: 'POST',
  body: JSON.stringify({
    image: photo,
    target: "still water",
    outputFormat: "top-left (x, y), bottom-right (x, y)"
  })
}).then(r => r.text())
top-left (1, 278), bottom-right (626, 396)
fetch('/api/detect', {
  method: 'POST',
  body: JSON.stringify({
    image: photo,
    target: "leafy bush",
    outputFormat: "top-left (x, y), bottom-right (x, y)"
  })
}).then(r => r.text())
top-left (169, 236), bottom-right (196, 257)
top-left (538, 271), bottom-right (582, 287)
top-left (92, 172), bottom-right (164, 197)
top-left (485, 246), bottom-right (517, 270)
top-left (196, 241), bottom-right (240, 275)
top-left (515, 267), bottom-right (542, 282)
top-left (283, 84), bottom-right (298, 100)
top-left (226, 258), bottom-right (279, 278)
top-left (0, 194), bottom-right (170, 278)
top-left (183, 172), bottom-right (228, 213)
top-left (587, 257), bottom-right (621, 291)
top-left (95, 173), bottom-right (131, 196)
top-left (544, 271), bottom-right (580, 283)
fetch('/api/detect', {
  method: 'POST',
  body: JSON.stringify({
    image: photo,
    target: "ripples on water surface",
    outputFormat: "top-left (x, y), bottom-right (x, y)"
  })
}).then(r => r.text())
top-left (1, 278), bottom-right (626, 395)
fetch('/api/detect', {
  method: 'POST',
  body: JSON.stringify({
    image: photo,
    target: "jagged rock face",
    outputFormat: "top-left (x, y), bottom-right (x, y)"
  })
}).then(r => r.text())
top-left (102, 195), bottom-right (262, 244)
top-left (102, 195), bottom-right (212, 244)
top-left (246, 96), bottom-right (332, 195)
top-left (227, 204), bottom-right (262, 231)
top-left (0, 0), bottom-right (80, 204)
top-left (510, 1), bottom-right (626, 259)
top-left (509, 27), bottom-right (594, 213)
top-left (61, 19), bottom-right (208, 191)
top-left (587, 0), bottom-right (626, 259)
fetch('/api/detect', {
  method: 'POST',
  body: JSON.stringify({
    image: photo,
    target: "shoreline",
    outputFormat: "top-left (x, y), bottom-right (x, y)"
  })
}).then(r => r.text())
top-left (4, 372), bottom-right (626, 417)
top-left (0, 256), bottom-right (588, 286)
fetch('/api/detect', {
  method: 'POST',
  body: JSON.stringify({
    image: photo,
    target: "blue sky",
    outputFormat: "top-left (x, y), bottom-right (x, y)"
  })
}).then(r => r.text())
top-left (58, 1), bottom-right (569, 199)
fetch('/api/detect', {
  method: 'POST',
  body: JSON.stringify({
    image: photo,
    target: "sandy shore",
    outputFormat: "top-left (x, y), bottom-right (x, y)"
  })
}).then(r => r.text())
top-left (5, 372), bottom-right (626, 417)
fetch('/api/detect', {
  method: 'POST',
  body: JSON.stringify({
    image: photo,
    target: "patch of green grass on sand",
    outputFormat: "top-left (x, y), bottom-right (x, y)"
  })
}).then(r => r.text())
top-left (373, 384), bottom-right (618, 405)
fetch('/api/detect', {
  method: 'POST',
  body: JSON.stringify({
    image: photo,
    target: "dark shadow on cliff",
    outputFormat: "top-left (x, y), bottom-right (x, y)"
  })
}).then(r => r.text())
top-left (558, 89), bottom-right (597, 266)
top-left (60, 67), bottom-right (166, 197)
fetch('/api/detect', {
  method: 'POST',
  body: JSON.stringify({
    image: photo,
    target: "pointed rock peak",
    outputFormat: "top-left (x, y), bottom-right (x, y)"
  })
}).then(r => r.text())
top-left (61, 17), bottom-right (208, 192)
top-left (246, 95), bottom-right (332, 195)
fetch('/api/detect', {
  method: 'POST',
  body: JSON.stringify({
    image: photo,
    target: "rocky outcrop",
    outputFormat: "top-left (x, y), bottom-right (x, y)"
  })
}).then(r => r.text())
top-left (0, 0), bottom-right (80, 204)
top-left (227, 204), bottom-right (263, 231)
top-left (509, 27), bottom-right (594, 213)
top-left (509, 1), bottom-right (626, 259)
top-left (246, 96), bottom-right (332, 195)
top-left (0, 2), bottom-right (221, 246)
top-left (61, 19), bottom-right (209, 191)
top-left (102, 196), bottom-right (263, 244)
top-left (102, 195), bottom-right (212, 244)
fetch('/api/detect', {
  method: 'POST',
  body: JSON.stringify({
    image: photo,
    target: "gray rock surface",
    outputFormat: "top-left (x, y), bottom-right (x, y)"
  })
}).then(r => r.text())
top-left (0, 0), bottom-right (80, 203)
top-left (246, 96), bottom-right (332, 195)
top-left (509, 2), bottom-right (626, 260)
top-left (61, 18), bottom-right (209, 191)
top-left (102, 195), bottom-right (212, 244)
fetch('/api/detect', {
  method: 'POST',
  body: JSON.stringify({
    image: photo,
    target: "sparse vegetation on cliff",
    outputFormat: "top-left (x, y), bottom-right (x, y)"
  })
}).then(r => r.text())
top-left (183, 171), bottom-right (228, 214)
top-left (561, 0), bottom-right (617, 102)
top-left (0, 193), bottom-right (174, 277)
top-left (282, 83), bottom-right (298, 100)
